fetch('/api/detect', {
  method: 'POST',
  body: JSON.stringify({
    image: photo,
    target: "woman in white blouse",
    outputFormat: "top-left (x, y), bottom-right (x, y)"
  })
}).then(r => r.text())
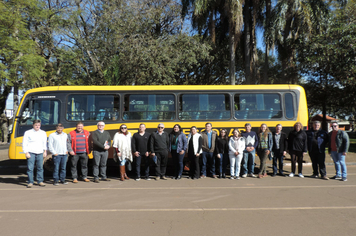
top-left (228, 129), bottom-right (246, 179)
top-left (112, 124), bottom-right (133, 181)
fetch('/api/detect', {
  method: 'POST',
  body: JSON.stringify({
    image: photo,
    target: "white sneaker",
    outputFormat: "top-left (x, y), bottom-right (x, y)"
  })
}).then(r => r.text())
top-left (241, 174), bottom-right (247, 178)
top-left (289, 173), bottom-right (294, 177)
top-left (230, 176), bottom-right (234, 180)
top-left (248, 174), bottom-right (256, 178)
top-left (298, 173), bottom-right (304, 178)
top-left (236, 176), bottom-right (240, 180)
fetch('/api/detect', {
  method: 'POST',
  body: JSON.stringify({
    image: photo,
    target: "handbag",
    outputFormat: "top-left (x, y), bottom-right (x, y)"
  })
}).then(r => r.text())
top-left (126, 159), bottom-right (132, 171)
top-left (269, 151), bottom-right (274, 160)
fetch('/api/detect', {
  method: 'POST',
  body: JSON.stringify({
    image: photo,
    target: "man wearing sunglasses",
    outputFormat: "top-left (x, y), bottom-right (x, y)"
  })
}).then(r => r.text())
top-left (91, 121), bottom-right (112, 183)
top-left (150, 123), bottom-right (170, 180)
top-left (328, 121), bottom-right (350, 181)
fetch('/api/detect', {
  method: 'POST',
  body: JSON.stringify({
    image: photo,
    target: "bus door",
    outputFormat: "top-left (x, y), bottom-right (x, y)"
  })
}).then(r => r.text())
top-left (16, 98), bottom-right (61, 158)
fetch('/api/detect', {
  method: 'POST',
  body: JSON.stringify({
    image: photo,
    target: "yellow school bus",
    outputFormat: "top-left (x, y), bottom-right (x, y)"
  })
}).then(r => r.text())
top-left (8, 85), bottom-right (308, 160)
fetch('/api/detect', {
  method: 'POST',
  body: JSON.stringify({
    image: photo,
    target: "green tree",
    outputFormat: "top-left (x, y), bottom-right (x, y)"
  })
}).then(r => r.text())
top-left (299, 8), bottom-right (356, 129)
top-left (0, 0), bottom-right (46, 114)
top-left (268, 0), bottom-right (329, 84)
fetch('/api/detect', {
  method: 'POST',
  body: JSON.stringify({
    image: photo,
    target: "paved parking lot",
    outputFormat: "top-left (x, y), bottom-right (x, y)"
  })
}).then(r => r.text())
top-left (0, 159), bottom-right (355, 236)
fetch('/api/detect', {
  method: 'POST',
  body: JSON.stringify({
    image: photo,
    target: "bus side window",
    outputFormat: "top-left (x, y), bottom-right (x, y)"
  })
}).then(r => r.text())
top-left (284, 93), bottom-right (295, 119)
top-left (123, 94), bottom-right (175, 121)
top-left (179, 94), bottom-right (230, 120)
top-left (67, 94), bottom-right (120, 121)
top-left (20, 100), bottom-right (59, 125)
top-left (234, 93), bottom-right (282, 120)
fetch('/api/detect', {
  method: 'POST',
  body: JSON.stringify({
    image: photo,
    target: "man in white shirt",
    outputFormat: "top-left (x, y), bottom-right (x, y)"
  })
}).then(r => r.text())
top-left (22, 119), bottom-right (48, 188)
top-left (48, 123), bottom-right (69, 186)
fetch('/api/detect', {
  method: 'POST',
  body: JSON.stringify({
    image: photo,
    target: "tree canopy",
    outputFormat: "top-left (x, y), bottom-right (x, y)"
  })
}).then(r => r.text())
top-left (0, 0), bottom-right (355, 121)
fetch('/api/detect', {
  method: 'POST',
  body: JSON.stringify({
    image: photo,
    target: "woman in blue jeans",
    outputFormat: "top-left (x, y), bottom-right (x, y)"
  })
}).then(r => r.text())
top-left (170, 124), bottom-right (187, 180)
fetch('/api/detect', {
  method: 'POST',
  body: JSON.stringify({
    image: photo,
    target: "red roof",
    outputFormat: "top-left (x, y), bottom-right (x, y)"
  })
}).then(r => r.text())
top-left (311, 114), bottom-right (337, 121)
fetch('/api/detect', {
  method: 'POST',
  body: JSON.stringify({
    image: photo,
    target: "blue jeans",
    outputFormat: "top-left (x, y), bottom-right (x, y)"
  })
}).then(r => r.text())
top-left (242, 149), bottom-right (256, 175)
top-left (201, 151), bottom-right (215, 176)
top-left (27, 153), bottom-right (44, 184)
top-left (172, 151), bottom-right (185, 177)
top-left (331, 151), bottom-right (347, 178)
top-left (218, 153), bottom-right (229, 175)
top-left (53, 154), bottom-right (68, 182)
top-left (120, 158), bottom-right (127, 166)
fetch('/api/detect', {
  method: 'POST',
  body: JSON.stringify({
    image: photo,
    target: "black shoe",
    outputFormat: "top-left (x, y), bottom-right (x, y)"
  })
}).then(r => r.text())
top-left (272, 173), bottom-right (277, 177)
top-left (222, 174), bottom-right (226, 179)
top-left (176, 176), bottom-right (182, 180)
top-left (101, 178), bottom-right (111, 181)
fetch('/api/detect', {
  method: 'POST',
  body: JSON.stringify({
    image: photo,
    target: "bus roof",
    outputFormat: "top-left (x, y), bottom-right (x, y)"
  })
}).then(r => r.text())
top-left (23, 84), bottom-right (305, 94)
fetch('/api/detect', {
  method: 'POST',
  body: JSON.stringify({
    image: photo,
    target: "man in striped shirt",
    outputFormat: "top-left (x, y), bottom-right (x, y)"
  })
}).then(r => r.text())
top-left (68, 122), bottom-right (91, 183)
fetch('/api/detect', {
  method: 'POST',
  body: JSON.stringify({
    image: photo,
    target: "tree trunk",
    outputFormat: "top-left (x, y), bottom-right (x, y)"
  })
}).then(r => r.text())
top-left (13, 86), bottom-right (19, 118)
top-left (251, 0), bottom-right (259, 84)
top-left (0, 86), bottom-right (11, 115)
top-left (209, 10), bottom-right (216, 45)
top-left (244, 3), bottom-right (251, 84)
top-left (264, 0), bottom-right (271, 84)
top-left (229, 32), bottom-right (236, 85)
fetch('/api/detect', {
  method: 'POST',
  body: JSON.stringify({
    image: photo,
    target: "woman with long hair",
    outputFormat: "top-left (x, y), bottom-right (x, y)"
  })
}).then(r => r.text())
top-left (215, 129), bottom-right (229, 178)
top-left (187, 126), bottom-right (202, 179)
top-left (257, 123), bottom-right (273, 178)
top-left (170, 124), bottom-right (187, 180)
top-left (228, 129), bottom-right (245, 179)
top-left (288, 122), bottom-right (307, 178)
top-left (112, 124), bottom-right (133, 181)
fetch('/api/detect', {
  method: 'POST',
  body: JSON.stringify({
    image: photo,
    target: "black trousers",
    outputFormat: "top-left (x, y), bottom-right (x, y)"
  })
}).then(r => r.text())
top-left (135, 154), bottom-right (150, 178)
top-left (188, 153), bottom-right (200, 179)
top-left (155, 150), bottom-right (168, 177)
top-left (273, 150), bottom-right (284, 174)
top-left (291, 151), bottom-right (304, 174)
top-left (309, 151), bottom-right (327, 176)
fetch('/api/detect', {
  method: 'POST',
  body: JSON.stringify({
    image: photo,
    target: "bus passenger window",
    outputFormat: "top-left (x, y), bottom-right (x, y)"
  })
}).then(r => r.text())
top-left (179, 94), bottom-right (230, 120)
top-left (20, 100), bottom-right (59, 125)
top-left (66, 94), bottom-right (120, 121)
top-left (123, 94), bottom-right (175, 121)
top-left (284, 93), bottom-right (295, 119)
top-left (234, 94), bottom-right (282, 120)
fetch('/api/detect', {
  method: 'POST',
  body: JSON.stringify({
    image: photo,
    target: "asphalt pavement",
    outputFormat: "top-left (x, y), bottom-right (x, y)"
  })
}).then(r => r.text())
top-left (0, 144), bottom-right (356, 236)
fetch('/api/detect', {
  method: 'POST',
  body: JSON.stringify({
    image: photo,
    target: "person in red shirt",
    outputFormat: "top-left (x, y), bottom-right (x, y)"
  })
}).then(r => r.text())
top-left (68, 122), bottom-right (91, 183)
top-left (328, 121), bottom-right (350, 181)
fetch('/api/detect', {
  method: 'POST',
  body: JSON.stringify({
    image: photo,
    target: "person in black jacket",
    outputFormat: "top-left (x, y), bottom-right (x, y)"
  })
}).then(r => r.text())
top-left (215, 129), bottom-right (229, 178)
top-left (132, 124), bottom-right (151, 181)
top-left (287, 122), bottom-right (308, 178)
top-left (306, 121), bottom-right (329, 180)
top-left (272, 124), bottom-right (288, 176)
top-left (150, 123), bottom-right (170, 180)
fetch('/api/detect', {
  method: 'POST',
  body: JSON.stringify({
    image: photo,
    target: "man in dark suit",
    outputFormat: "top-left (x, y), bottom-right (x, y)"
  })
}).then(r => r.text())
top-left (272, 124), bottom-right (288, 176)
top-left (307, 121), bottom-right (329, 179)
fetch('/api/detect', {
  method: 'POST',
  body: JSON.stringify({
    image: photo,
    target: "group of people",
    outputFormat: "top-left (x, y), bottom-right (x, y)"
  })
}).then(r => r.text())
top-left (22, 119), bottom-right (350, 188)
